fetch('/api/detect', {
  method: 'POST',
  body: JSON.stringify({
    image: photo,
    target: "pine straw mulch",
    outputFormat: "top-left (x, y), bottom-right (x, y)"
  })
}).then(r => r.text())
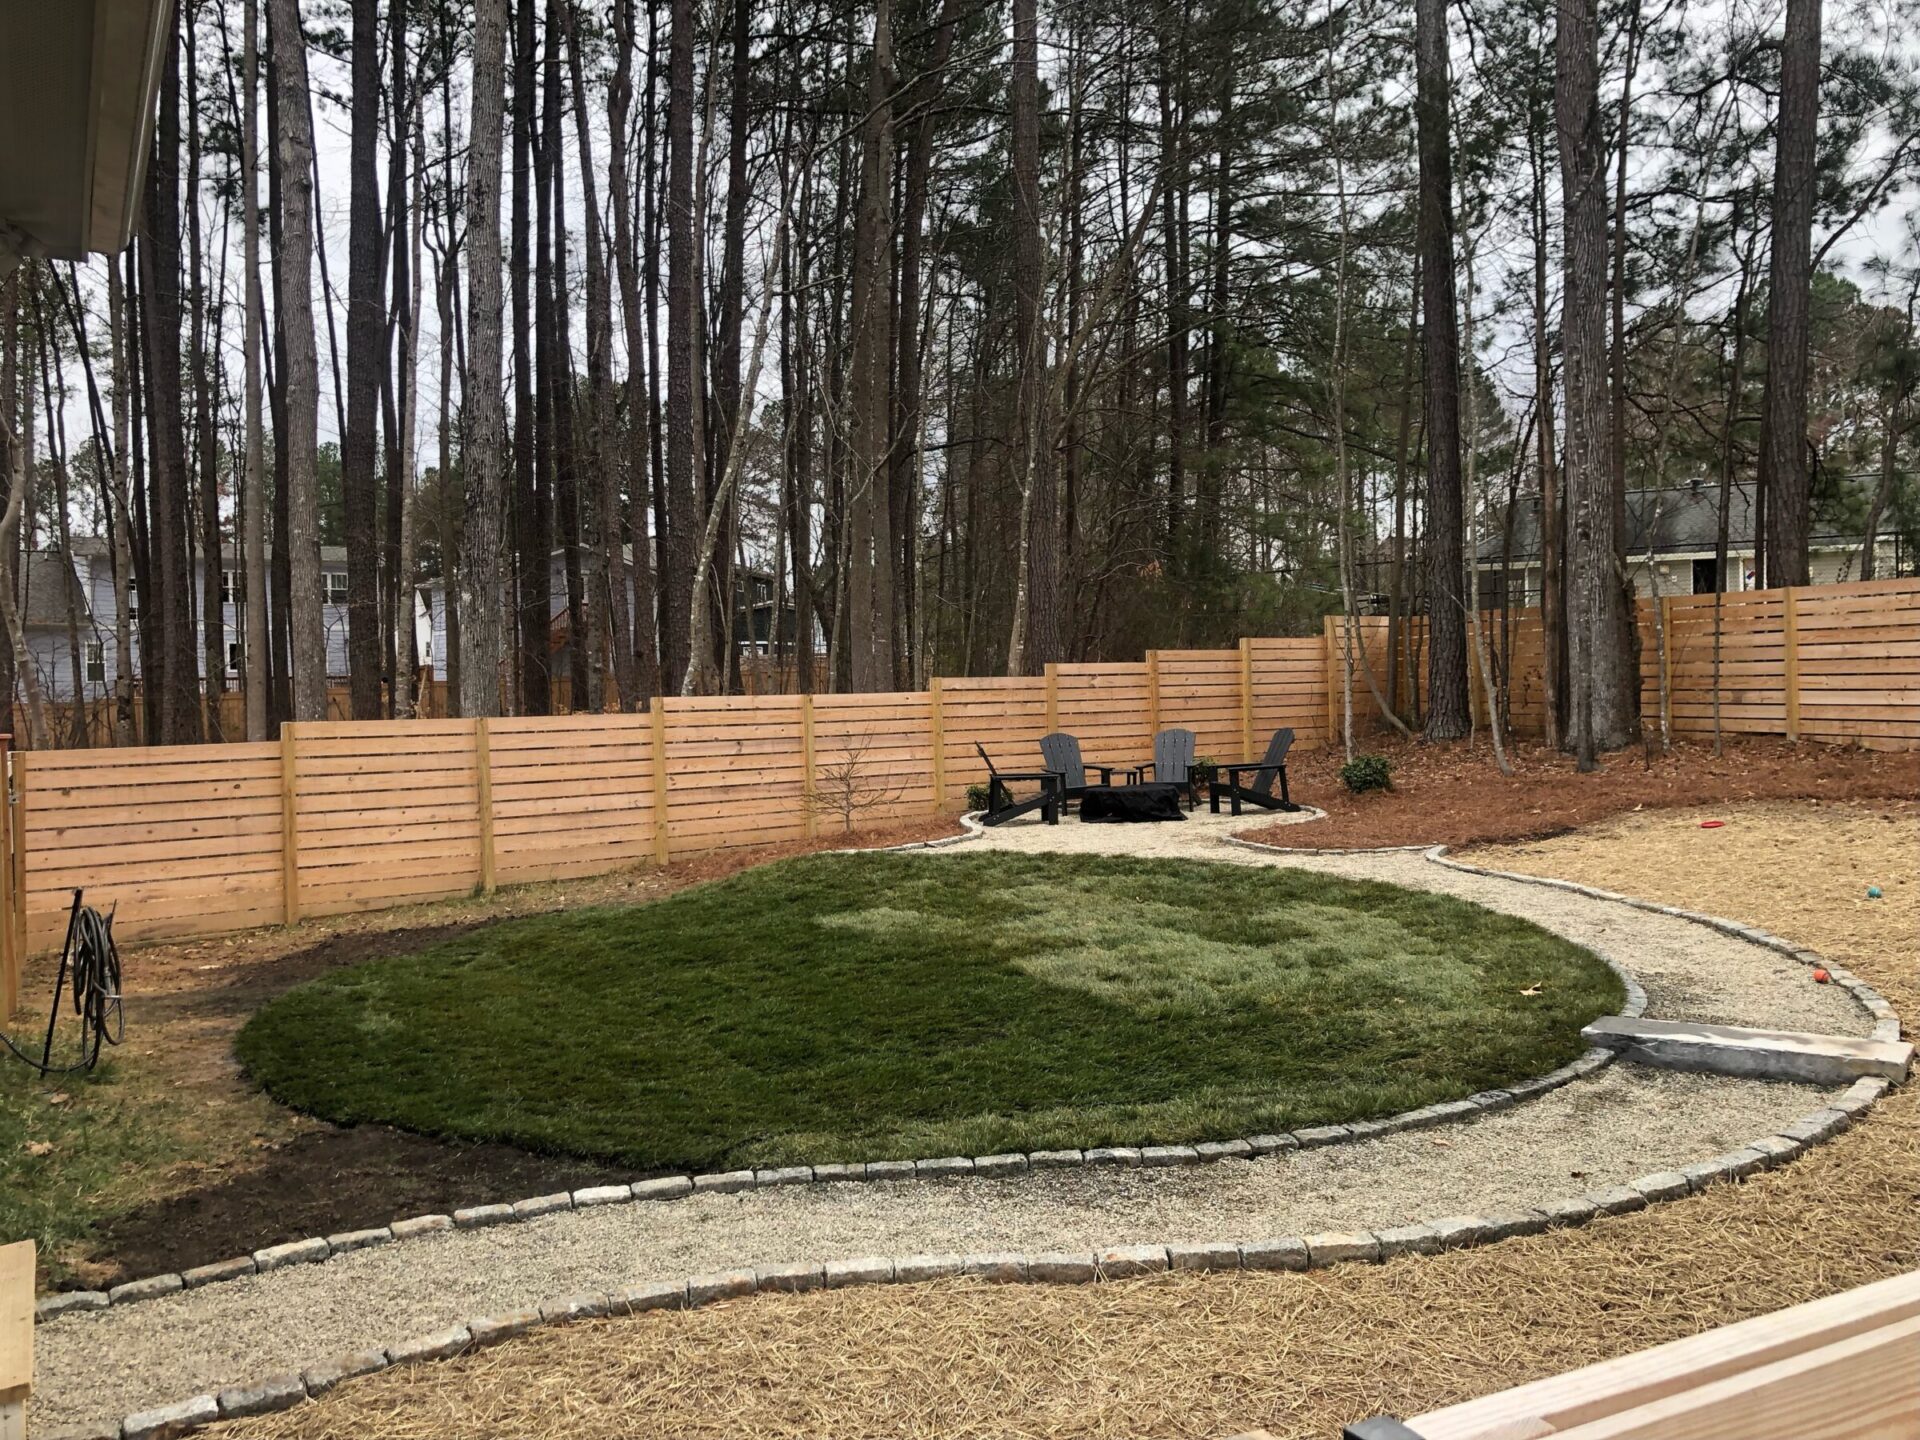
top-left (1242, 734), bottom-right (1920, 851)
top-left (220, 799), bottom-right (1920, 1440)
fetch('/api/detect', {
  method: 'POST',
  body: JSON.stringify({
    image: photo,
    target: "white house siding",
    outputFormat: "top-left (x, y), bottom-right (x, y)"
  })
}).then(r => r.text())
top-left (23, 548), bottom-right (365, 703)
top-left (1484, 542), bottom-right (1898, 609)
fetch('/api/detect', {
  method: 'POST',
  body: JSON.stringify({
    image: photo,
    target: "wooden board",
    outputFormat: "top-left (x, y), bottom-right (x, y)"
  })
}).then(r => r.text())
top-left (1412, 1269), bottom-right (1920, 1440)
top-left (0, 1239), bottom-right (29, 1440)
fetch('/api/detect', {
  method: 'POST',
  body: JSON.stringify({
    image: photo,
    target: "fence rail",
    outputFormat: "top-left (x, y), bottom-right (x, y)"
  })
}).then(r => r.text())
top-left (1, 576), bottom-right (1914, 1004)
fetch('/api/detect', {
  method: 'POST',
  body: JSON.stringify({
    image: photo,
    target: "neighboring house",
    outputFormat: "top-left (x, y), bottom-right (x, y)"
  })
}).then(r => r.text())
top-left (418, 550), bottom-right (801, 680)
top-left (18, 538), bottom-right (430, 703)
top-left (1475, 480), bottom-right (1905, 608)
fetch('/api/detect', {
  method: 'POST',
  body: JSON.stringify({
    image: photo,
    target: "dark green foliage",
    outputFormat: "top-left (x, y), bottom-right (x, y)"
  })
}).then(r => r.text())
top-left (238, 853), bottom-right (1620, 1170)
top-left (1341, 754), bottom-right (1393, 793)
top-left (966, 781), bottom-right (994, 813)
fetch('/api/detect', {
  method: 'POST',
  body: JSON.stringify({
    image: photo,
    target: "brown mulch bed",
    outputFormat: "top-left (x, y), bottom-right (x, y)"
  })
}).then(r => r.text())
top-left (33, 815), bottom-right (963, 1289)
top-left (225, 800), bottom-right (1920, 1440)
top-left (1245, 735), bottom-right (1920, 850)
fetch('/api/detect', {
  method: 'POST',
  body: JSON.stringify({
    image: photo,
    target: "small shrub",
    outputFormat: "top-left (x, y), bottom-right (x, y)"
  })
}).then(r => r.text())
top-left (1191, 756), bottom-right (1221, 788)
top-left (966, 782), bottom-right (995, 813)
top-left (1340, 754), bottom-right (1393, 794)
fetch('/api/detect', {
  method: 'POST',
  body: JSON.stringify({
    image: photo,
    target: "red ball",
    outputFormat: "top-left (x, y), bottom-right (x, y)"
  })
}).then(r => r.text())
top-left (1812, 968), bottom-right (1831, 983)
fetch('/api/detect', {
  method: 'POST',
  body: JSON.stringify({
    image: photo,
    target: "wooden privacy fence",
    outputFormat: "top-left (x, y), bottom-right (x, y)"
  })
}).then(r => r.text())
top-left (0, 636), bottom-right (1331, 974)
top-left (0, 575), bottom-right (1912, 993)
top-left (1329, 575), bottom-right (1920, 751)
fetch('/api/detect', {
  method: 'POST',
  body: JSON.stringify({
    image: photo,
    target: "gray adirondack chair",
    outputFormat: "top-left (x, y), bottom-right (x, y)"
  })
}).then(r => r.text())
top-left (1139, 727), bottom-right (1199, 807)
top-left (974, 742), bottom-right (1062, 826)
top-left (1038, 732), bottom-right (1136, 801)
top-left (1209, 727), bottom-right (1300, 814)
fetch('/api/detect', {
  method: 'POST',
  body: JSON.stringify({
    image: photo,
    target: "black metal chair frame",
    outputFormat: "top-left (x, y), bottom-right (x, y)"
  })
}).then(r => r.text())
top-left (974, 742), bottom-right (1063, 826)
top-left (1209, 727), bottom-right (1301, 815)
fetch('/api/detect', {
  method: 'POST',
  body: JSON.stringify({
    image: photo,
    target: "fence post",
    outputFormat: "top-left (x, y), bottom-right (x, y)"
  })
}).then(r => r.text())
top-left (279, 723), bottom-right (301, 926)
top-left (0, 1239), bottom-right (28, 1440)
top-left (1783, 586), bottom-right (1801, 742)
top-left (0, 736), bottom-right (13, 1018)
top-left (1239, 638), bottom-right (1254, 762)
top-left (1044, 664), bottom-right (1058, 733)
top-left (1322, 613), bottom-right (1340, 747)
top-left (1146, 652), bottom-right (1161, 736)
top-left (800, 695), bottom-right (817, 838)
top-left (651, 702), bottom-right (672, 862)
top-left (474, 718), bottom-right (496, 894)
top-left (928, 678), bottom-right (946, 813)
top-left (9, 746), bottom-right (24, 973)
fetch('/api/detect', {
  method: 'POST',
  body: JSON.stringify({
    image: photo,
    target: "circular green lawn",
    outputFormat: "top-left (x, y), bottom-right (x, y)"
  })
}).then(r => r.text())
top-left (236, 852), bottom-right (1623, 1170)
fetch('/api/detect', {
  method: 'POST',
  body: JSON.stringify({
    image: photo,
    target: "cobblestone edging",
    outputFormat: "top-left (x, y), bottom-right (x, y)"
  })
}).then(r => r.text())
top-left (38, 1037), bottom-right (1632, 1329)
top-left (55, 1069), bottom-right (1893, 1440)
top-left (1423, 848), bottom-right (1902, 1044)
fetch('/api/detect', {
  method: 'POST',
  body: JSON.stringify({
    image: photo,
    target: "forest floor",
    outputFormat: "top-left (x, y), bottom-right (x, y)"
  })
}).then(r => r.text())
top-left (2, 816), bottom-right (962, 1290)
top-left (216, 798), bottom-right (1919, 1440)
top-left (1246, 733), bottom-right (1920, 849)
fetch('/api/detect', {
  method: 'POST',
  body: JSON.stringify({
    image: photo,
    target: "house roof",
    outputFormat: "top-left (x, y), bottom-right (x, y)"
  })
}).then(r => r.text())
top-left (1479, 478), bottom-right (1877, 564)
top-left (0, 0), bottom-right (173, 276)
top-left (20, 552), bottom-right (95, 628)
top-left (68, 535), bottom-right (351, 565)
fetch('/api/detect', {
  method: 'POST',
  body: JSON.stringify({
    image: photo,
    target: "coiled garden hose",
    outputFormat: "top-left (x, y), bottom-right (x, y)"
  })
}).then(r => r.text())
top-left (1, 890), bottom-right (124, 1075)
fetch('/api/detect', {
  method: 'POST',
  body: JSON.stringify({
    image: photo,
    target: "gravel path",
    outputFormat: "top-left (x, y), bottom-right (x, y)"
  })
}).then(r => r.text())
top-left (33, 809), bottom-right (1877, 1433)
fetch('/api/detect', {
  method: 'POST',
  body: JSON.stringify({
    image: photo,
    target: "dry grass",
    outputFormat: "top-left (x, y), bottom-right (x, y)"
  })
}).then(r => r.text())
top-left (223, 798), bottom-right (1920, 1440)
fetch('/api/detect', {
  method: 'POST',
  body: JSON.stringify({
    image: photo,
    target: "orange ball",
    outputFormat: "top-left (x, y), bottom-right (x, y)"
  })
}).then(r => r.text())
top-left (1812, 968), bottom-right (1831, 983)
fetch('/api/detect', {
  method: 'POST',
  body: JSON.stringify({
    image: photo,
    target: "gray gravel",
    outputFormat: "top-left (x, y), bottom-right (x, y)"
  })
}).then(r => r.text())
top-left (35, 1067), bottom-right (1835, 1434)
top-left (32, 811), bottom-right (1877, 1433)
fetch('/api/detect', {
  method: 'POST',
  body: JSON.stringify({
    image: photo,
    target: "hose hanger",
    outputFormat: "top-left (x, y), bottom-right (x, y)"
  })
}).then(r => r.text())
top-left (1, 890), bottom-right (125, 1075)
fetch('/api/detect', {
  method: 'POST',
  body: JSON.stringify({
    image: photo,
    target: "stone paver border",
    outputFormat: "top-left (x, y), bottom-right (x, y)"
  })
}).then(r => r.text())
top-left (53, 1068), bottom-right (1892, 1440)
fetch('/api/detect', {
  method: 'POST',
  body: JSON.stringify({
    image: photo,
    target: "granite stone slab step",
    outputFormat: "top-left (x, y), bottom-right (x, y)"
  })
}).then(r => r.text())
top-left (1582, 1015), bottom-right (1912, 1087)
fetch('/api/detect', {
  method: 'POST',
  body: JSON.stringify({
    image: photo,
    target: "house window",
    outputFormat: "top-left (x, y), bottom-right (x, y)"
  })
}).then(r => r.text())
top-left (227, 641), bottom-right (242, 674)
top-left (126, 580), bottom-right (138, 624)
top-left (220, 569), bottom-right (239, 604)
top-left (324, 571), bottom-right (348, 604)
top-left (85, 642), bottom-right (105, 685)
top-left (1692, 558), bottom-right (1719, 594)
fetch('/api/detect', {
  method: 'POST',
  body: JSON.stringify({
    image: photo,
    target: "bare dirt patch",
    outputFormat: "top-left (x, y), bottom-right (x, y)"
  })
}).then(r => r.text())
top-left (1243, 735), bottom-right (1919, 851)
top-left (223, 800), bottom-right (1918, 1440)
top-left (13, 816), bottom-right (961, 1289)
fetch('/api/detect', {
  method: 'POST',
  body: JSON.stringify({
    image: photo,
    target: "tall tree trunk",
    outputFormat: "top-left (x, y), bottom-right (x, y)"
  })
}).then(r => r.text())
top-left (267, 0), bottom-right (328, 721)
top-left (844, 0), bottom-right (897, 692)
top-left (394, 116), bottom-right (426, 718)
top-left (565, 0), bottom-right (637, 711)
top-left (459, 0), bottom-right (511, 719)
top-left (1413, 0), bottom-right (1469, 740)
top-left (343, 0), bottom-right (385, 718)
top-left (241, 0), bottom-right (269, 740)
top-left (1757, 0), bottom-right (1821, 589)
top-left (512, 0), bottom-right (546, 713)
top-left (144, 16), bottom-right (204, 743)
top-left (607, 0), bottom-right (661, 702)
top-left (1012, 0), bottom-right (1054, 673)
top-left (661, 0), bottom-right (700, 695)
top-left (382, 0), bottom-right (411, 715)
top-left (186, 13), bottom-right (227, 740)
top-left (545, 2), bottom-right (590, 711)
top-left (1557, 0), bottom-right (1635, 761)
